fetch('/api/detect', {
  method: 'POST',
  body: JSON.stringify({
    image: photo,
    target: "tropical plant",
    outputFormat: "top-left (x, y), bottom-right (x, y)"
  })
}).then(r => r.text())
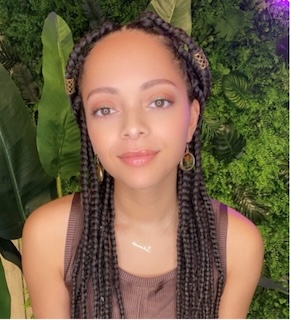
top-left (0, 0), bottom-right (288, 318)
top-left (81, 0), bottom-right (106, 28)
top-left (146, 0), bottom-right (192, 35)
top-left (37, 12), bottom-right (81, 196)
top-left (0, 63), bottom-right (57, 317)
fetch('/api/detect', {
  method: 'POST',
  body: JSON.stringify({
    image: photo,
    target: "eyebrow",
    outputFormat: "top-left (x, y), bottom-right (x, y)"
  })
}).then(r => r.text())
top-left (86, 79), bottom-right (177, 102)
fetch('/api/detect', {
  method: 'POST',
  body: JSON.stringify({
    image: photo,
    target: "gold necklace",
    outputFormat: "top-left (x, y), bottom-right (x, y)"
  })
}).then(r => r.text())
top-left (130, 215), bottom-right (177, 254)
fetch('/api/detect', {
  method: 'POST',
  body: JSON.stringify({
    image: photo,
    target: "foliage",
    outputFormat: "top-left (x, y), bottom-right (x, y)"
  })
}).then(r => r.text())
top-left (0, 259), bottom-right (10, 318)
top-left (37, 13), bottom-right (80, 182)
top-left (146, 0), bottom-right (192, 35)
top-left (192, 0), bottom-right (289, 318)
top-left (0, 0), bottom-right (288, 318)
top-left (0, 62), bottom-right (57, 316)
top-left (0, 64), bottom-right (57, 240)
top-left (0, 0), bottom-right (88, 80)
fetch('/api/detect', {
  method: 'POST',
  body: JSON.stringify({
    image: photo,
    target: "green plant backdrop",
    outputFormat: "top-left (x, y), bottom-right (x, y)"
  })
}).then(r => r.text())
top-left (0, 0), bottom-right (288, 318)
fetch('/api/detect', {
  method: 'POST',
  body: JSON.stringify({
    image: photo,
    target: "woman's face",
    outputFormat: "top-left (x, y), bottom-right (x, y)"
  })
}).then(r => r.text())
top-left (80, 29), bottom-right (199, 191)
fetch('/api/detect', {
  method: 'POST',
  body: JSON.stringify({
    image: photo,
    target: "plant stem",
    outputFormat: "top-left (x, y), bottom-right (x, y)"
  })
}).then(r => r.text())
top-left (56, 175), bottom-right (62, 198)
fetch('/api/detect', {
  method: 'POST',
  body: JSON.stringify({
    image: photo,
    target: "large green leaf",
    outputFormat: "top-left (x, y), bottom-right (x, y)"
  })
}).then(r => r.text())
top-left (215, 8), bottom-right (246, 41)
top-left (146, 0), bottom-right (192, 36)
top-left (0, 238), bottom-right (22, 270)
top-left (201, 113), bottom-right (224, 141)
top-left (0, 63), bottom-right (57, 239)
top-left (0, 259), bottom-right (10, 318)
top-left (211, 125), bottom-right (246, 164)
top-left (37, 12), bottom-right (80, 179)
top-left (222, 72), bottom-right (249, 109)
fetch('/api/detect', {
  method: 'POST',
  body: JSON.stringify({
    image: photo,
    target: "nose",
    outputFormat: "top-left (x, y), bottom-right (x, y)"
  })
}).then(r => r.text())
top-left (120, 110), bottom-right (149, 140)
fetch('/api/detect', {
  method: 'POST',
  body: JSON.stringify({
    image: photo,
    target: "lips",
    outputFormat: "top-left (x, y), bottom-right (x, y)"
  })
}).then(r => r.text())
top-left (118, 150), bottom-right (159, 166)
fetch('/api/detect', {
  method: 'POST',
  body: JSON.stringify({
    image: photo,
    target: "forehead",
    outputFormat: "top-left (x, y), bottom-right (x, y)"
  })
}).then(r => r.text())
top-left (82, 29), bottom-right (183, 83)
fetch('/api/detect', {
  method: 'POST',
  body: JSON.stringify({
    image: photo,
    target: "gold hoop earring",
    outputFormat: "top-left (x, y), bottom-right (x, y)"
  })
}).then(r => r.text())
top-left (95, 155), bottom-right (104, 183)
top-left (179, 144), bottom-right (195, 171)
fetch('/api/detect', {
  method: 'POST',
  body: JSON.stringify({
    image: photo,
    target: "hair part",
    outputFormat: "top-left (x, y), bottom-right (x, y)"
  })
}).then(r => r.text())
top-left (66, 10), bottom-right (223, 319)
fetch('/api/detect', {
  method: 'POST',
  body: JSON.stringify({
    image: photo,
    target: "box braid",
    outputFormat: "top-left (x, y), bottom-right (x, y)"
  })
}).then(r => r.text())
top-left (65, 11), bottom-right (224, 319)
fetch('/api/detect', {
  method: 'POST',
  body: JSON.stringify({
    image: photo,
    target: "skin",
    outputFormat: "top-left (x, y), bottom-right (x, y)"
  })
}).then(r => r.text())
top-left (22, 29), bottom-right (264, 318)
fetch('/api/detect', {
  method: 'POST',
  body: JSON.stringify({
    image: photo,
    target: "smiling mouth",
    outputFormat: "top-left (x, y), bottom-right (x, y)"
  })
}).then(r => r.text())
top-left (118, 150), bottom-right (159, 166)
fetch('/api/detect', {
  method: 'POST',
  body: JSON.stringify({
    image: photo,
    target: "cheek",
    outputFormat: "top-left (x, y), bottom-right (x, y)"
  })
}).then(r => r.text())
top-left (86, 120), bottom-right (108, 155)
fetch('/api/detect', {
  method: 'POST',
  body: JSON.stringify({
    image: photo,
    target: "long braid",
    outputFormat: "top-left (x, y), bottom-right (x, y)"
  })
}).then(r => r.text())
top-left (128, 11), bottom-right (224, 318)
top-left (66, 10), bottom-right (224, 319)
top-left (66, 21), bottom-right (122, 319)
top-left (110, 190), bottom-right (126, 318)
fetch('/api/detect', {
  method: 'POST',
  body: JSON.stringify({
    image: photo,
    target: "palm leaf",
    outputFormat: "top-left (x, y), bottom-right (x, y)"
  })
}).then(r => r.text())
top-left (201, 113), bottom-right (224, 141)
top-left (12, 62), bottom-right (39, 104)
top-left (222, 72), bottom-right (249, 109)
top-left (0, 238), bottom-right (21, 270)
top-left (146, 0), bottom-right (192, 36)
top-left (233, 187), bottom-right (269, 223)
top-left (211, 125), bottom-right (246, 163)
top-left (0, 259), bottom-right (10, 318)
top-left (0, 63), bottom-right (57, 239)
top-left (215, 8), bottom-right (246, 41)
top-left (37, 12), bottom-right (80, 179)
top-left (82, 0), bottom-right (106, 28)
top-left (0, 39), bottom-right (20, 70)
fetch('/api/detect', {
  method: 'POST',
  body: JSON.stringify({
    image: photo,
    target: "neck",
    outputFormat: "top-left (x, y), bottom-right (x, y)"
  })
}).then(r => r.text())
top-left (113, 179), bottom-right (178, 227)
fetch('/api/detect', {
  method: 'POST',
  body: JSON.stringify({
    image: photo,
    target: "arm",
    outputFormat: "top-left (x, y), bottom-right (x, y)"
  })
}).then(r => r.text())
top-left (22, 195), bottom-right (74, 318)
top-left (219, 207), bottom-right (264, 319)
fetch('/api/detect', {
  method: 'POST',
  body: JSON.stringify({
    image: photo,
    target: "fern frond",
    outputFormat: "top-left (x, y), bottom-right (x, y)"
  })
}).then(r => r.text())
top-left (0, 40), bottom-right (20, 70)
top-left (12, 63), bottom-right (39, 104)
top-left (233, 187), bottom-right (269, 223)
top-left (82, 0), bottom-right (106, 29)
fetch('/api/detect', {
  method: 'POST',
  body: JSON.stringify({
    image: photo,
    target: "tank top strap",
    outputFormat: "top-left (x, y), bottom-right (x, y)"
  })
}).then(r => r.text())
top-left (211, 198), bottom-right (228, 278)
top-left (64, 192), bottom-right (83, 289)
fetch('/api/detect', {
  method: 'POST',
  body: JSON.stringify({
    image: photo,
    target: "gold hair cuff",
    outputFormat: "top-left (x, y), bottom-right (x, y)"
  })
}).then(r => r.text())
top-left (193, 49), bottom-right (209, 70)
top-left (65, 78), bottom-right (76, 95)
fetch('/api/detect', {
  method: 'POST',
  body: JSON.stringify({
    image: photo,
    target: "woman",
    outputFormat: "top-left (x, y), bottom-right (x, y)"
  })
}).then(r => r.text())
top-left (23, 11), bottom-right (263, 319)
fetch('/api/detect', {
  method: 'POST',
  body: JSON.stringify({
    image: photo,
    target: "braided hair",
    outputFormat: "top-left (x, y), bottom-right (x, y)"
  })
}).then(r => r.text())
top-left (65, 11), bottom-right (224, 319)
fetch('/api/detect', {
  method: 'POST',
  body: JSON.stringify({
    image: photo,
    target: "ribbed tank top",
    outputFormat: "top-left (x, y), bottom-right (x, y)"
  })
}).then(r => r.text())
top-left (64, 193), bottom-right (228, 318)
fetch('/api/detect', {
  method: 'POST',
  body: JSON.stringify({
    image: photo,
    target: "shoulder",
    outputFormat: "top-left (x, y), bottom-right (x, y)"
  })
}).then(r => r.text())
top-left (22, 193), bottom-right (76, 275)
top-left (23, 193), bottom-right (75, 240)
top-left (226, 206), bottom-right (264, 272)
top-left (217, 205), bottom-right (264, 318)
top-left (22, 194), bottom-right (75, 318)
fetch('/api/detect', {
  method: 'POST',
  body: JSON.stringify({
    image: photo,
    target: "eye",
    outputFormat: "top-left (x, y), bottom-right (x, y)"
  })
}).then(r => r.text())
top-left (149, 98), bottom-right (172, 109)
top-left (94, 107), bottom-right (115, 117)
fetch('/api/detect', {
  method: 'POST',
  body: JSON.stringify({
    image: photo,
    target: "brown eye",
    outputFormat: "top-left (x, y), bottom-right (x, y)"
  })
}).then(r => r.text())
top-left (149, 99), bottom-right (172, 108)
top-left (95, 107), bottom-right (115, 117)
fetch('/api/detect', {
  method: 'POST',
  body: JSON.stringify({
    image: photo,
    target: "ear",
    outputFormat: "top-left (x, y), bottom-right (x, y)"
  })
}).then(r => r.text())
top-left (187, 99), bottom-right (200, 142)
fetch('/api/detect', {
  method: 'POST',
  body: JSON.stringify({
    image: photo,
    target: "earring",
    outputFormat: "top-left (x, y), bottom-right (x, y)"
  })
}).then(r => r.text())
top-left (179, 144), bottom-right (195, 171)
top-left (95, 155), bottom-right (104, 183)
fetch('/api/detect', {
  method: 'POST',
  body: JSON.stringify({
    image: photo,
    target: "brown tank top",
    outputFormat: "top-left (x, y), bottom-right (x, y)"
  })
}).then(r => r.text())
top-left (64, 193), bottom-right (228, 318)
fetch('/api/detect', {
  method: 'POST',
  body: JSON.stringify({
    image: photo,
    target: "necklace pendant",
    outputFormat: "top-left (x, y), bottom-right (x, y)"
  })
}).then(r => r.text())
top-left (131, 241), bottom-right (152, 253)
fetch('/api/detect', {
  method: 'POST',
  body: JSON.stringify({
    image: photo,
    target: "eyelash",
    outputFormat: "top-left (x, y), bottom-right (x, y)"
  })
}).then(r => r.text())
top-left (149, 98), bottom-right (172, 109)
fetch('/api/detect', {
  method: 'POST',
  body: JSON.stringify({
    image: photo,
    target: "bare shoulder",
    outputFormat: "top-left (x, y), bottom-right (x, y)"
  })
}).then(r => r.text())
top-left (23, 193), bottom-right (75, 238)
top-left (22, 193), bottom-right (76, 275)
top-left (218, 206), bottom-right (264, 318)
top-left (227, 208), bottom-right (263, 270)
top-left (22, 194), bottom-right (76, 318)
